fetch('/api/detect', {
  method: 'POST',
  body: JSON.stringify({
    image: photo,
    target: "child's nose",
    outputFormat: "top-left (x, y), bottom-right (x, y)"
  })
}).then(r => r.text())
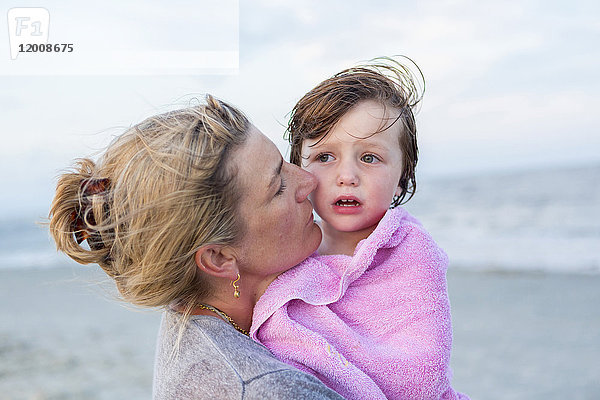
top-left (336, 160), bottom-right (359, 187)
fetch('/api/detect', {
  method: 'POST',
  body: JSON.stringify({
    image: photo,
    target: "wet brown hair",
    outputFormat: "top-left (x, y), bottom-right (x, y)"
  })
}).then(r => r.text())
top-left (287, 56), bottom-right (424, 206)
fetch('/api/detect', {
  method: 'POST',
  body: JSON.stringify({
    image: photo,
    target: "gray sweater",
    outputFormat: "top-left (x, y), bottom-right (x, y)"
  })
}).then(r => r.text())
top-left (153, 310), bottom-right (345, 399)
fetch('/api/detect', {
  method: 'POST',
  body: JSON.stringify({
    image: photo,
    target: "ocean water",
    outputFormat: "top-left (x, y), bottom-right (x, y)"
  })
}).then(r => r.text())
top-left (0, 217), bottom-right (64, 270)
top-left (404, 163), bottom-right (600, 274)
top-left (1, 163), bottom-right (599, 274)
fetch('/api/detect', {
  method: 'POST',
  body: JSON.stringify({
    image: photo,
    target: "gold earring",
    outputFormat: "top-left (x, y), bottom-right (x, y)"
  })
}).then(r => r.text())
top-left (232, 273), bottom-right (240, 298)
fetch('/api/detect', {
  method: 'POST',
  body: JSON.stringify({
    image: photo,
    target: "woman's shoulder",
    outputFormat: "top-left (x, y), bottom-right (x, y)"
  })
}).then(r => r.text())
top-left (153, 310), bottom-right (343, 400)
top-left (153, 310), bottom-right (262, 398)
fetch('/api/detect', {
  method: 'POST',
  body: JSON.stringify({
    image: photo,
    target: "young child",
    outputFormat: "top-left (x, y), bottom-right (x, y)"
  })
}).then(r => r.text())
top-left (250, 59), bottom-right (468, 400)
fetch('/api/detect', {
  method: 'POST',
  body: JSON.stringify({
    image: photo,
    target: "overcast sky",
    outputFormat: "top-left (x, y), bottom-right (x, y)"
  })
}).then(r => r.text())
top-left (1, 0), bottom-right (599, 218)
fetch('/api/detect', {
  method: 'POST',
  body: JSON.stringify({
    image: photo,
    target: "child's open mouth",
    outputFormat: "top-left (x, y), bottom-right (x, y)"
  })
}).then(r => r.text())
top-left (335, 199), bottom-right (360, 207)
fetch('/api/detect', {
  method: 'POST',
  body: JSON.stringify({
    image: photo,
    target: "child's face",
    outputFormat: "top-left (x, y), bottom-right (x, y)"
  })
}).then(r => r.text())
top-left (300, 100), bottom-right (404, 234)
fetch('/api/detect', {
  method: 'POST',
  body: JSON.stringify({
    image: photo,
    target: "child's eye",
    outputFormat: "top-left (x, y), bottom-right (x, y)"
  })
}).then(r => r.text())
top-left (316, 153), bottom-right (333, 163)
top-left (361, 154), bottom-right (380, 164)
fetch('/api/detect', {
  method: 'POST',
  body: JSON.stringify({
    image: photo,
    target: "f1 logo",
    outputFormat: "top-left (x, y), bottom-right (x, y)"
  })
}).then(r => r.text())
top-left (7, 8), bottom-right (50, 60)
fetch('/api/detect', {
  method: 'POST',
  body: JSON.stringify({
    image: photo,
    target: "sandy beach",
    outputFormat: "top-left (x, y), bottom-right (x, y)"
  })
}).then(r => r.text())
top-left (1, 266), bottom-right (599, 400)
top-left (448, 271), bottom-right (600, 399)
top-left (0, 267), bottom-right (160, 400)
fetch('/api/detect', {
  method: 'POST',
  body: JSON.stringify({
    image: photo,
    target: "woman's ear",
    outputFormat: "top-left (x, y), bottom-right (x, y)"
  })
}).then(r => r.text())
top-left (194, 245), bottom-right (238, 280)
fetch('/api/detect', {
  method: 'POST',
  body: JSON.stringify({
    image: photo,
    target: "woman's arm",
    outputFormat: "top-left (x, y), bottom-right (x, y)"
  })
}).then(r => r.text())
top-left (246, 369), bottom-right (345, 400)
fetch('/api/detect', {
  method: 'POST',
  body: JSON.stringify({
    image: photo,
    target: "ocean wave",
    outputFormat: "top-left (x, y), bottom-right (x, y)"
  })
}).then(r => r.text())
top-left (0, 250), bottom-right (74, 270)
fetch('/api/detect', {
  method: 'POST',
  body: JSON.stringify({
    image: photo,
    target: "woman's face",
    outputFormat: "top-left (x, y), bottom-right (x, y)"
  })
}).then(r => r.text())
top-left (233, 126), bottom-right (322, 281)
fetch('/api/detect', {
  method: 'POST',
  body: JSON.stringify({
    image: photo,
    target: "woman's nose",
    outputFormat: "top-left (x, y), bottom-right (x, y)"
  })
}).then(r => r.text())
top-left (293, 165), bottom-right (317, 203)
top-left (336, 160), bottom-right (359, 187)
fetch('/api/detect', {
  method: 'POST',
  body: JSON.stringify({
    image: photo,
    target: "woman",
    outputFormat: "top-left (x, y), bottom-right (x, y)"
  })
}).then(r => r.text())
top-left (49, 95), bottom-right (344, 399)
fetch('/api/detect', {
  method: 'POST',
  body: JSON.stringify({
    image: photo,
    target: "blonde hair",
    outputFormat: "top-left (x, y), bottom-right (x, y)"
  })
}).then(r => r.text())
top-left (49, 95), bottom-right (250, 312)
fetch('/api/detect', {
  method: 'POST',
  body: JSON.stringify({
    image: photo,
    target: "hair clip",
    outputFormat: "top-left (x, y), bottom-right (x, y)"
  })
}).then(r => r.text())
top-left (81, 177), bottom-right (110, 197)
top-left (70, 178), bottom-right (111, 246)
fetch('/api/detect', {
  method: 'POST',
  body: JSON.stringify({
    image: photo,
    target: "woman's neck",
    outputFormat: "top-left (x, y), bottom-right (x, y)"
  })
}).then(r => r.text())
top-left (187, 273), bottom-right (279, 334)
top-left (318, 221), bottom-right (377, 256)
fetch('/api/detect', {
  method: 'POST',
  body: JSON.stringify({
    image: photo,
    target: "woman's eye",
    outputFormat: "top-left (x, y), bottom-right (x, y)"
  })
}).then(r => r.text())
top-left (317, 153), bottom-right (332, 163)
top-left (275, 178), bottom-right (287, 196)
top-left (361, 154), bottom-right (379, 163)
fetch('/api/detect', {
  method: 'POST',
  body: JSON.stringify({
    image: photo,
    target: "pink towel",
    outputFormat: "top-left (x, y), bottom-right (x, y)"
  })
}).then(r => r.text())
top-left (251, 207), bottom-right (469, 400)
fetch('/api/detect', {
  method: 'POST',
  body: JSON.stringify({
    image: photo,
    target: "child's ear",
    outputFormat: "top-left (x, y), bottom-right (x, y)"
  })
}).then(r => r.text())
top-left (394, 185), bottom-right (403, 198)
top-left (194, 245), bottom-right (239, 280)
